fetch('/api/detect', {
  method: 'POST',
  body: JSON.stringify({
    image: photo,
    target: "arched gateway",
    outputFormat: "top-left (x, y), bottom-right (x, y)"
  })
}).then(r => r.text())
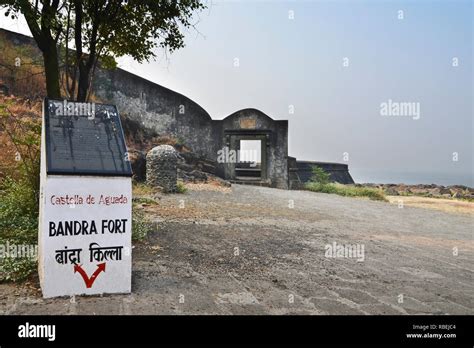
top-left (215, 109), bottom-right (289, 189)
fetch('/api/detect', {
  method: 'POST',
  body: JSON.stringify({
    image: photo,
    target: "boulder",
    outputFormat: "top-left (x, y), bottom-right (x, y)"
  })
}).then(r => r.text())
top-left (146, 145), bottom-right (178, 192)
top-left (439, 187), bottom-right (452, 195)
top-left (384, 187), bottom-right (399, 196)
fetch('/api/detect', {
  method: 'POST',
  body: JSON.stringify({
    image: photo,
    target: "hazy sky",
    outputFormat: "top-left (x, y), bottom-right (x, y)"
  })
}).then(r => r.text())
top-left (1, 0), bottom-right (472, 185)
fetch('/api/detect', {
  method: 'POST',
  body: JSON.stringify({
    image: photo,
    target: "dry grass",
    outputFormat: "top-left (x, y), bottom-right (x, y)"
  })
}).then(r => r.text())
top-left (387, 195), bottom-right (474, 215)
top-left (0, 96), bottom-right (42, 182)
top-left (184, 181), bottom-right (232, 193)
top-left (132, 182), bottom-right (161, 196)
top-left (0, 31), bottom-right (46, 98)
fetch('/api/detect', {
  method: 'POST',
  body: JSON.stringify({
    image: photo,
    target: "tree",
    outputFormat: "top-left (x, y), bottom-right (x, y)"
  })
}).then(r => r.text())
top-left (311, 166), bottom-right (331, 185)
top-left (2, 0), bottom-right (66, 98)
top-left (1, 0), bottom-right (206, 101)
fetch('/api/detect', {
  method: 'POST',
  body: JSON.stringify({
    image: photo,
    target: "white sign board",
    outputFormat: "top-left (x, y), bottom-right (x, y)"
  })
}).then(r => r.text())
top-left (39, 176), bottom-right (132, 298)
top-left (39, 99), bottom-right (133, 298)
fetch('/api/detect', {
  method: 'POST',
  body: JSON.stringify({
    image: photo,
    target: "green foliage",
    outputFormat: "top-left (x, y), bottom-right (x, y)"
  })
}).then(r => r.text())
top-left (0, 177), bottom-right (38, 237)
top-left (132, 206), bottom-right (154, 242)
top-left (305, 182), bottom-right (387, 201)
top-left (0, 98), bottom-right (41, 282)
top-left (1, 0), bottom-right (207, 100)
top-left (176, 181), bottom-right (187, 194)
top-left (310, 166), bottom-right (331, 185)
top-left (98, 54), bottom-right (118, 70)
top-left (100, 1), bottom-right (207, 60)
top-left (0, 177), bottom-right (38, 282)
top-left (306, 165), bottom-right (386, 201)
top-left (0, 256), bottom-right (37, 282)
top-left (132, 197), bottom-right (158, 205)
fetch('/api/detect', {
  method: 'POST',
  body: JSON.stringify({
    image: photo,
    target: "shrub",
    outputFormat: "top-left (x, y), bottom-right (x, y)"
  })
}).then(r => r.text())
top-left (0, 97), bottom-right (41, 282)
top-left (305, 165), bottom-right (386, 201)
top-left (176, 181), bottom-right (187, 194)
top-left (0, 177), bottom-right (38, 282)
top-left (305, 182), bottom-right (387, 201)
top-left (132, 206), bottom-right (154, 241)
top-left (310, 165), bottom-right (331, 185)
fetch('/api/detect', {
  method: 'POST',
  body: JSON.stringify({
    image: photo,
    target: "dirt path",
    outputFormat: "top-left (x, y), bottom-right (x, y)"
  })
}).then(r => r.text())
top-left (1, 184), bottom-right (473, 314)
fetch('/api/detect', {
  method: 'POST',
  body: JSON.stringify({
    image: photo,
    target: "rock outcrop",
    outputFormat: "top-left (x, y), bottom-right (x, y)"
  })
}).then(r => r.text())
top-left (360, 183), bottom-right (474, 200)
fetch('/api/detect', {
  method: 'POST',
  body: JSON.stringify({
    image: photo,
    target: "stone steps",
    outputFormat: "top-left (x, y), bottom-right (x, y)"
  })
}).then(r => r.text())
top-left (229, 179), bottom-right (271, 187)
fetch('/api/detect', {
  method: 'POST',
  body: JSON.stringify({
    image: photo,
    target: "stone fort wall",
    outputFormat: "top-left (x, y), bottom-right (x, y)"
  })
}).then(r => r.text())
top-left (0, 28), bottom-right (355, 189)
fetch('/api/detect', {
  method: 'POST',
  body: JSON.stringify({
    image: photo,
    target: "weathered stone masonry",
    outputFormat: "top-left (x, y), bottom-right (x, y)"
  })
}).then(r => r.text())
top-left (146, 145), bottom-right (178, 192)
top-left (92, 66), bottom-right (353, 189)
top-left (92, 68), bottom-right (294, 189)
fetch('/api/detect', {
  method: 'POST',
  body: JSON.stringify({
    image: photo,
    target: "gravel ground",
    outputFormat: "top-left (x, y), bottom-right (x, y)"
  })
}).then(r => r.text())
top-left (1, 184), bottom-right (473, 315)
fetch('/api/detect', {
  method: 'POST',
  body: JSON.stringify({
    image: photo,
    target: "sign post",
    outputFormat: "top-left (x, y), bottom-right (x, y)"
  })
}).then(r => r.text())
top-left (38, 99), bottom-right (133, 298)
